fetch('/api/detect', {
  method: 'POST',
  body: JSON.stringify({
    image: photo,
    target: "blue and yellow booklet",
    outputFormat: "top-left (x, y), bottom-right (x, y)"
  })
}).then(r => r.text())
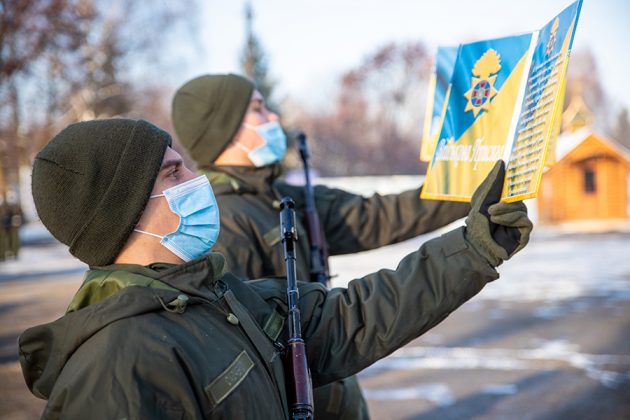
top-left (420, 46), bottom-right (458, 162)
top-left (421, 0), bottom-right (582, 202)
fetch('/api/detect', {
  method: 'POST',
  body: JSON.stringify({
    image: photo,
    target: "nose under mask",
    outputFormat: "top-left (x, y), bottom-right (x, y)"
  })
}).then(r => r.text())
top-left (235, 120), bottom-right (287, 167)
top-left (134, 175), bottom-right (220, 262)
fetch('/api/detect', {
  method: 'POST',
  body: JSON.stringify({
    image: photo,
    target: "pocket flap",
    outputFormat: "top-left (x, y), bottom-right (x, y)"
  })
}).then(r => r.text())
top-left (205, 350), bottom-right (255, 406)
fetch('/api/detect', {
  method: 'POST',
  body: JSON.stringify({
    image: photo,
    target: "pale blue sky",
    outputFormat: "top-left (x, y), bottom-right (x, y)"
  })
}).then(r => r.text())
top-left (175, 0), bottom-right (629, 113)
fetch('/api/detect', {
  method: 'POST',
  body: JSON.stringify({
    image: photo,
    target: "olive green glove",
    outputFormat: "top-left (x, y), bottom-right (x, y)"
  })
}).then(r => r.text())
top-left (465, 160), bottom-right (533, 267)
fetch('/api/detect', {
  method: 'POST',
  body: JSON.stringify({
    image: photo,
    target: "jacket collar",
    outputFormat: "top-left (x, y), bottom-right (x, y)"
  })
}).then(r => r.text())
top-left (21, 253), bottom-right (233, 400)
top-left (67, 252), bottom-right (229, 313)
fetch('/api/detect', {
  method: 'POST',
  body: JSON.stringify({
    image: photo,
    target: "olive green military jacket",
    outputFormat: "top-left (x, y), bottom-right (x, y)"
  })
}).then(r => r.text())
top-left (203, 164), bottom-right (470, 281)
top-left (19, 228), bottom-right (498, 419)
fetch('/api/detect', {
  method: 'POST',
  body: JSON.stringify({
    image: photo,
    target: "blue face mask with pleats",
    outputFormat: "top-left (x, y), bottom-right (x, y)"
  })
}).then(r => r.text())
top-left (134, 175), bottom-right (220, 262)
top-left (236, 121), bottom-right (287, 167)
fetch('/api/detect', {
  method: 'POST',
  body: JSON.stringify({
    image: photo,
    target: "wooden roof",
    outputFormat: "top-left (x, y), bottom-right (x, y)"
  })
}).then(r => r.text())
top-left (554, 127), bottom-right (630, 164)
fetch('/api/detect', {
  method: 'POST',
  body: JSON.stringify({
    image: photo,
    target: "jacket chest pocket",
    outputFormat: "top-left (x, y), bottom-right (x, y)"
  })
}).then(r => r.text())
top-left (204, 349), bottom-right (288, 419)
top-left (205, 350), bottom-right (255, 406)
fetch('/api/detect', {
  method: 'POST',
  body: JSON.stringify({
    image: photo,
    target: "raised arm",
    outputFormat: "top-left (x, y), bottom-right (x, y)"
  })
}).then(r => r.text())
top-left (278, 180), bottom-right (470, 255)
top-left (298, 161), bottom-right (532, 385)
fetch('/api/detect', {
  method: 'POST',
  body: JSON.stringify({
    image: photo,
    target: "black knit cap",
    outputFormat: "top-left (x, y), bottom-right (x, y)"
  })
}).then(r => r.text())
top-left (171, 74), bottom-right (254, 166)
top-left (32, 119), bottom-right (171, 266)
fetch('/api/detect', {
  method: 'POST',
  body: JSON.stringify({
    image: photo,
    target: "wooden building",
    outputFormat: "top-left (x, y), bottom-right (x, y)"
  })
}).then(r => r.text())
top-left (537, 128), bottom-right (630, 223)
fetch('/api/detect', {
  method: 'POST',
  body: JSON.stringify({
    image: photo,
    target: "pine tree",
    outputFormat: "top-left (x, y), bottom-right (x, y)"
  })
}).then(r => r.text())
top-left (240, 2), bottom-right (275, 108)
top-left (612, 107), bottom-right (630, 149)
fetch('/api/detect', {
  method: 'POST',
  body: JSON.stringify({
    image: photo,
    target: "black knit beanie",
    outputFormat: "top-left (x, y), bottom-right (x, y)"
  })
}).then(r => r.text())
top-left (171, 74), bottom-right (254, 166)
top-left (32, 119), bottom-right (171, 266)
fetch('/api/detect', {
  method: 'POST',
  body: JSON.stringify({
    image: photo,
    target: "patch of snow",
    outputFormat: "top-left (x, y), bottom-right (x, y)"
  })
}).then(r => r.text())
top-left (482, 384), bottom-right (518, 395)
top-left (331, 228), bottom-right (630, 304)
top-left (362, 383), bottom-right (455, 406)
top-left (361, 341), bottom-right (630, 389)
top-left (0, 239), bottom-right (85, 279)
top-left (317, 175), bottom-right (425, 197)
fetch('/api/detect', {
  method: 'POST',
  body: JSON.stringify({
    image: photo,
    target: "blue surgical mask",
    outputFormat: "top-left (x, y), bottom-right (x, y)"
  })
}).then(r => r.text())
top-left (236, 121), bottom-right (287, 166)
top-left (134, 175), bottom-right (220, 262)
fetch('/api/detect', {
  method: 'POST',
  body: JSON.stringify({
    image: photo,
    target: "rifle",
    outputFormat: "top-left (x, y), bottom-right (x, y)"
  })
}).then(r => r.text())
top-left (296, 133), bottom-right (330, 286)
top-left (280, 197), bottom-right (314, 420)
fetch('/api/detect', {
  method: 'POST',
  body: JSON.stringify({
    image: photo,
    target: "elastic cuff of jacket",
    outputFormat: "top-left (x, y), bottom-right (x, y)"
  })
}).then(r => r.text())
top-left (461, 227), bottom-right (503, 268)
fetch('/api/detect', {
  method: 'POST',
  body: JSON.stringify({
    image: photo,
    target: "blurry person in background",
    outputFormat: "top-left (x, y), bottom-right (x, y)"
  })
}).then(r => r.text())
top-left (1, 191), bottom-right (22, 259)
top-left (172, 73), bottom-right (475, 419)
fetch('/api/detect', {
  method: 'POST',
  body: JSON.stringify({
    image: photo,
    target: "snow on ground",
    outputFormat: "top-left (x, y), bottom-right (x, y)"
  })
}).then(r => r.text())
top-left (361, 340), bottom-right (630, 390)
top-left (363, 383), bottom-right (456, 406)
top-left (317, 174), bottom-right (425, 196)
top-left (329, 222), bottom-right (630, 304)
top-left (487, 230), bottom-right (630, 303)
top-left (315, 175), bottom-right (630, 305)
top-left (0, 222), bottom-right (86, 281)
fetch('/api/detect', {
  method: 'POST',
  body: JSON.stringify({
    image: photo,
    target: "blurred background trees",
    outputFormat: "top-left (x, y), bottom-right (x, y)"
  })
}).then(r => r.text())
top-left (0, 0), bottom-right (199, 209)
top-left (563, 48), bottom-right (630, 148)
top-left (287, 42), bottom-right (432, 175)
top-left (241, 1), bottom-right (276, 110)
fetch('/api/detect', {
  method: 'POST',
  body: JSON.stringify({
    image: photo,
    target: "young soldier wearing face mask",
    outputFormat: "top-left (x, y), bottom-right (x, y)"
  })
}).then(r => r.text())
top-left (171, 74), bottom-right (474, 419)
top-left (20, 118), bottom-right (531, 419)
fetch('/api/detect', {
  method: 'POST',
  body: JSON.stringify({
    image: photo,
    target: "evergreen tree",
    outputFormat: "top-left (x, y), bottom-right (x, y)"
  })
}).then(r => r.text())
top-left (612, 107), bottom-right (630, 149)
top-left (240, 2), bottom-right (275, 108)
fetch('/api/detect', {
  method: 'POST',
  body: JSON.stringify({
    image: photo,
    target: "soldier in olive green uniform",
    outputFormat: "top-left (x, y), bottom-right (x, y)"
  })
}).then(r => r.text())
top-left (6, 202), bottom-right (22, 258)
top-left (19, 118), bottom-right (531, 419)
top-left (172, 74), bottom-right (472, 419)
top-left (0, 198), bottom-right (7, 261)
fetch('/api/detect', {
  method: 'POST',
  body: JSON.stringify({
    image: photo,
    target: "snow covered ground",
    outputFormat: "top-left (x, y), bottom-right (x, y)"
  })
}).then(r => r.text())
top-left (330, 224), bottom-right (630, 304)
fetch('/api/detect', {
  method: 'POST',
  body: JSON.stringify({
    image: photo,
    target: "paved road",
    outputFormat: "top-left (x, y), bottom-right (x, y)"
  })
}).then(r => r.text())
top-left (1, 229), bottom-right (629, 419)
